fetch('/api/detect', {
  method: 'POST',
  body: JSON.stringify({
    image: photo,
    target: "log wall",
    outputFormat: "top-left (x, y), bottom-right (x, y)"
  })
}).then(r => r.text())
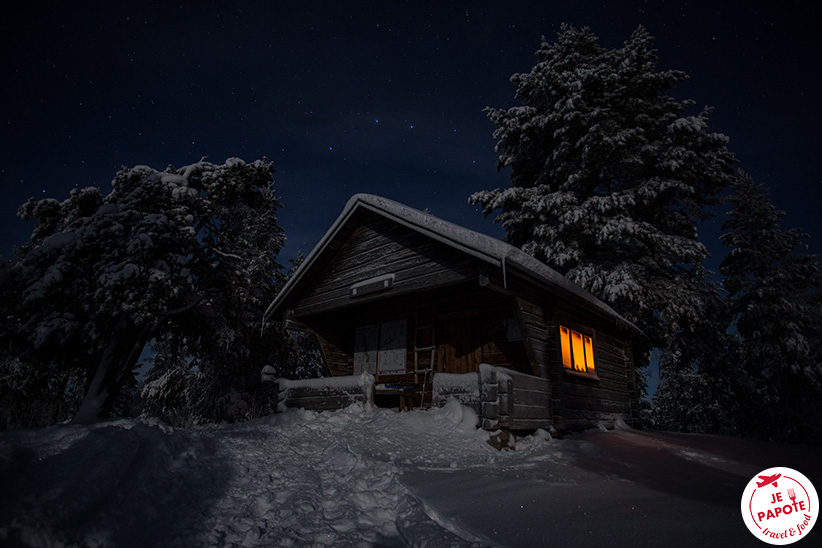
top-left (293, 214), bottom-right (477, 317)
top-left (431, 364), bottom-right (552, 431)
top-left (548, 302), bottom-right (637, 430)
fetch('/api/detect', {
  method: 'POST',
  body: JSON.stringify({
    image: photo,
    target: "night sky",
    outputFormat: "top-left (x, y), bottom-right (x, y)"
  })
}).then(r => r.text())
top-left (2, 1), bottom-right (821, 272)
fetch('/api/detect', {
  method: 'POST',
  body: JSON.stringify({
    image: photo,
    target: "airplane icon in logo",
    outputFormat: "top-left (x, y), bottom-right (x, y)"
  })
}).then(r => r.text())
top-left (757, 474), bottom-right (781, 488)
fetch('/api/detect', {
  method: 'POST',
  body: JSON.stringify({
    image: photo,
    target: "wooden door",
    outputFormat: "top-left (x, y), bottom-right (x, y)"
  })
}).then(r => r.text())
top-left (439, 318), bottom-right (481, 374)
top-left (353, 324), bottom-right (379, 375)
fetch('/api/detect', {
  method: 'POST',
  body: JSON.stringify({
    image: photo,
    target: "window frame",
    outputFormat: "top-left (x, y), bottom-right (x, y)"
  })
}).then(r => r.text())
top-left (559, 324), bottom-right (599, 380)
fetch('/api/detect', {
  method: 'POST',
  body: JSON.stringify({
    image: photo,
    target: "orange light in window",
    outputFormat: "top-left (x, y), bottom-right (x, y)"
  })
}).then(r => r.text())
top-left (560, 326), bottom-right (572, 368)
top-left (584, 335), bottom-right (595, 373)
top-left (571, 330), bottom-right (585, 371)
top-left (560, 325), bottom-right (596, 375)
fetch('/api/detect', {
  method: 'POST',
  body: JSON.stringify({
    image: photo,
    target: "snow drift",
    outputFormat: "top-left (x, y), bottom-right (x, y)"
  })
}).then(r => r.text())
top-left (2, 402), bottom-right (820, 547)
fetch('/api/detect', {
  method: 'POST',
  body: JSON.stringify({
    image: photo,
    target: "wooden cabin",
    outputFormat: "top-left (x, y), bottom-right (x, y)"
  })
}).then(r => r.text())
top-left (264, 194), bottom-right (643, 431)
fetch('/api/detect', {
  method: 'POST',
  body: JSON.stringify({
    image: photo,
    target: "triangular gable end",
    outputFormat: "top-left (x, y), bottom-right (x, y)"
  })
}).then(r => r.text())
top-left (265, 194), bottom-right (640, 337)
top-left (270, 205), bottom-right (495, 319)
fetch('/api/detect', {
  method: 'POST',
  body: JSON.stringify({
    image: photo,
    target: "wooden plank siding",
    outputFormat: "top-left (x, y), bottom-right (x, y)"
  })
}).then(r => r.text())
top-left (293, 281), bottom-right (539, 409)
top-left (479, 307), bottom-right (531, 375)
top-left (293, 214), bottom-right (479, 317)
top-left (551, 301), bottom-right (637, 430)
top-left (306, 274), bottom-right (639, 430)
top-left (315, 334), bottom-right (350, 378)
top-left (511, 296), bottom-right (551, 379)
top-left (491, 272), bottom-right (639, 431)
top-left (477, 365), bottom-right (552, 431)
top-left (425, 285), bottom-right (532, 376)
top-left (542, 310), bottom-right (565, 429)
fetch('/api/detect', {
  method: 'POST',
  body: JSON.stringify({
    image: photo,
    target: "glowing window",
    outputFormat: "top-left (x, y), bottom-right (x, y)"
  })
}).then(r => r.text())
top-left (560, 326), bottom-right (572, 368)
top-left (560, 326), bottom-right (596, 376)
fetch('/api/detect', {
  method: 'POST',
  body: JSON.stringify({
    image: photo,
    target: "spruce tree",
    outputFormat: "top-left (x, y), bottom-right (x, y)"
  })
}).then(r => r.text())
top-left (472, 25), bottom-right (736, 354)
top-left (719, 171), bottom-right (822, 442)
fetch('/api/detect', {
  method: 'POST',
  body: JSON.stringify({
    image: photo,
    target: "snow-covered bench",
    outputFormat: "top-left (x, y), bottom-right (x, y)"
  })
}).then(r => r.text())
top-left (272, 374), bottom-right (375, 413)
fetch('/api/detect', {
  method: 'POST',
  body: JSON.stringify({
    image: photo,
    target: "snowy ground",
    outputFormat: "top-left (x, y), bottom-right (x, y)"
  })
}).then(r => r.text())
top-left (1, 402), bottom-right (820, 547)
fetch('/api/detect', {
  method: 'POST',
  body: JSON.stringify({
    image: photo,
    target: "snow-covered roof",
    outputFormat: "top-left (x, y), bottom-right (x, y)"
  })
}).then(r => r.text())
top-left (265, 193), bottom-right (641, 334)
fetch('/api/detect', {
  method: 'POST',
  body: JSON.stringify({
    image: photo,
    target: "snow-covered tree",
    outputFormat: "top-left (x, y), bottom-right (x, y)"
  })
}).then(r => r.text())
top-left (137, 249), bottom-right (325, 427)
top-left (719, 171), bottom-right (822, 442)
top-left (0, 158), bottom-right (286, 425)
top-left (471, 25), bottom-right (736, 354)
top-left (651, 277), bottom-right (740, 434)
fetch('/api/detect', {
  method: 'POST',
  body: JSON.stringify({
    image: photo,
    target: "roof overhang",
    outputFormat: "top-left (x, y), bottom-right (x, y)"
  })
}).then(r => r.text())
top-left (265, 194), bottom-right (643, 338)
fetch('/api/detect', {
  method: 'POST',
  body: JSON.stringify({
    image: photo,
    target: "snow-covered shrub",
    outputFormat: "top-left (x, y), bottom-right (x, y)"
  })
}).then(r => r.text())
top-left (651, 370), bottom-right (738, 435)
top-left (140, 368), bottom-right (199, 426)
top-left (215, 390), bottom-right (249, 422)
top-left (0, 354), bottom-right (84, 429)
top-left (140, 357), bottom-right (279, 427)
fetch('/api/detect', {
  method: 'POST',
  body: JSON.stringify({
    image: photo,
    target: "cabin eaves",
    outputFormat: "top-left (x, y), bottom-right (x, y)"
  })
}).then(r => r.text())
top-left (265, 193), bottom-right (641, 336)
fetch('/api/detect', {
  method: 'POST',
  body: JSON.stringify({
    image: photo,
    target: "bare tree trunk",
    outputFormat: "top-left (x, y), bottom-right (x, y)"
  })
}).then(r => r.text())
top-left (72, 315), bottom-right (154, 424)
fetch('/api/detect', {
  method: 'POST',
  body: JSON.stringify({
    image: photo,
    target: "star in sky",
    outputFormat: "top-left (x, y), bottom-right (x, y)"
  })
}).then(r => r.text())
top-left (0, 1), bottom-right (819, 267)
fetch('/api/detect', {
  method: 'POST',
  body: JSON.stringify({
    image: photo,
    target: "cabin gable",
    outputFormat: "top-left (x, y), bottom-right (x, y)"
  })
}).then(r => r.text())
top-left (290, 211), bottom-right (480, 318)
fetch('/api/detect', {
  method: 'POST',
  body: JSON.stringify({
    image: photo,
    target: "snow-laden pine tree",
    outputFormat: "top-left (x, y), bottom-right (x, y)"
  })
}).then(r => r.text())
top-left (0, 158), bottom-right (286, 425)
top-left (719, 171), bottom-right (822, 442)
top-left (471, 25), bottom-right (736, 355)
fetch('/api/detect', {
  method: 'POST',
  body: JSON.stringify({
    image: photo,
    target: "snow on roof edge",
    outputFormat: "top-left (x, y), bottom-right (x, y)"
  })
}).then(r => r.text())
top-left (263, 194), bottom-right (363, 321)
top-left (351, 195), bottom-right (639, 333)
top-left (266, 193), bottom-right (642, 336)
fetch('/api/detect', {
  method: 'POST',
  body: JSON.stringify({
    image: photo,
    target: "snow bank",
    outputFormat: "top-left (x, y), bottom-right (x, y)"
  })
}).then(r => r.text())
top-left (4, 404), bottom-right (807, 547)
top-left (0, 402), bottom-right (495, 547)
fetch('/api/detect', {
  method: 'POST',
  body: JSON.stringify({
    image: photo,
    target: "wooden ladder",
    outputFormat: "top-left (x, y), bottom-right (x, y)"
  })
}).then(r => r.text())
top-left (414, 303), bottom-right (436, 408)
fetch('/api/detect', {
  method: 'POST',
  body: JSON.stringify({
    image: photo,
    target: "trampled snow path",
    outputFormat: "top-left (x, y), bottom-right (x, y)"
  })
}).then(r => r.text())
top-left (2, 402), bottom-right (820, 547)
top-left (1, 402), bottom-right (499, 547)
